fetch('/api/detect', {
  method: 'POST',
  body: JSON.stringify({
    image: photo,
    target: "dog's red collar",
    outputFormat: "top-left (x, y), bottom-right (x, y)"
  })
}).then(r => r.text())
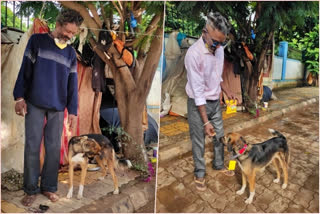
top-left (230, 144), bottom-right (248, 160)
top-left (239, 144), bottom-right (247, 155)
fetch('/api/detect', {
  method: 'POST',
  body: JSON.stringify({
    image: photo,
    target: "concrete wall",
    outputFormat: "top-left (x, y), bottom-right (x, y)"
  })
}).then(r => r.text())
top-left (264, 56), bottom-right (305, 89)
top-left (272, 56), bottom-right (304, 80)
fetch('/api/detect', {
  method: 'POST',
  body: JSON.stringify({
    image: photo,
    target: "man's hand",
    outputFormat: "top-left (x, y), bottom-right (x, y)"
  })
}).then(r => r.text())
top-left (68, 114), bottom-right (77, 130)
top-left (226, 91), bottom-right (237, 101)
top-left (15, 98), bottom-right (27, 117)
top-left (221, 82), bottom-right (237, 101)
top-left (204, 122), bottom-right (216, 137)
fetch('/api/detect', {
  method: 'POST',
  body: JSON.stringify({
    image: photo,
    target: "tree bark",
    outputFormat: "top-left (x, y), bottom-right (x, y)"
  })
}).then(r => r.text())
top-left (243, 31), bottom-right (274, 109)
top-left (99, 2), bottom-right (108, 28)
top-left (119, 26), bottom-right (163, 165)
top-left (87, 2), bottom-right (102, 28)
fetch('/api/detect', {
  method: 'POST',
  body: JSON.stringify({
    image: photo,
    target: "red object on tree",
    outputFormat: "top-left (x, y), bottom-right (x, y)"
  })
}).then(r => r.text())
top-left (241, 42), bottom-right (254, 61)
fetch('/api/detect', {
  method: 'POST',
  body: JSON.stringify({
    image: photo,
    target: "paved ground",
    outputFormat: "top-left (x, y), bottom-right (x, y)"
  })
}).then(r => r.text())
top-left (156, 87), bottom-right (319, 213)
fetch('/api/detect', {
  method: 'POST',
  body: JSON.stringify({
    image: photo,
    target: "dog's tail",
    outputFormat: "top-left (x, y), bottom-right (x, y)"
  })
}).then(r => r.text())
top-left (268, 129), bottom-right (286, 139)
top-left (269, 129), bottom-right (290, 165)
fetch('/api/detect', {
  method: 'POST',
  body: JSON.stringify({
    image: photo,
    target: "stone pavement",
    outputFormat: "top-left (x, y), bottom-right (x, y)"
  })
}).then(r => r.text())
top-left (2, 162), bottom-right (156, 213)
top-left (157, 86), bottom-right (319, 213)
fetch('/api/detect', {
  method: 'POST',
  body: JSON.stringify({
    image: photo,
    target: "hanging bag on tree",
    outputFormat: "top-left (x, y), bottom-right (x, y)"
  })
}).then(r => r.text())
top-left (113, 39), bottom-right (135, 68)
top-left (241, 42), bottom-right (254, 61)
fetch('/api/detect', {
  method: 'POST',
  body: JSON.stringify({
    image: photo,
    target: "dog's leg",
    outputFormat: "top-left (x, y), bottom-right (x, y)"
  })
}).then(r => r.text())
top-left (236, 172), bottom-right (247, 195)
top-left (245, 170), bottom-right (256, 204)
top-left (77, 161), bottom-right (88, 199)
top-left (272, 159), bottom-right (281, 184)
top-left (107, 159), bottom-right (119, 194)
top-left (96, 156), bottom-right (107, 180)
top-left (67, 162), bottom-right (74, 199)
top-left (278, 154), bottom-right (288, 189)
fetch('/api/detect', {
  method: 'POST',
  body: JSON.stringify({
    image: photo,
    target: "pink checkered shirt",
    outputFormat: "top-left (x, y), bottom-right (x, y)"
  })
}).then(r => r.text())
top-left (185, 38), bottom-right (224, 106)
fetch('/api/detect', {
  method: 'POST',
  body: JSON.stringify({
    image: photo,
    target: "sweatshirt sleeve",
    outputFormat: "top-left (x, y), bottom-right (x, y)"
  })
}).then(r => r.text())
top-left (13, 35), bottom-right (37, 100)
top-left (185, 51), bottom-right (206, 106)
top-left (67, 50), bottom-right (78, 115)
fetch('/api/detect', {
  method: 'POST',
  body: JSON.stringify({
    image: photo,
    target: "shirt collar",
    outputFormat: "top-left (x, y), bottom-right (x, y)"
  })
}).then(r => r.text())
top-left (199, 37), bottom-right (211, 55)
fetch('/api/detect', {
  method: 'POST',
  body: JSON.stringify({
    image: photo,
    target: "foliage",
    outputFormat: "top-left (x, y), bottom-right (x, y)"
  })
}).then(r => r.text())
top-left (165, 1), bottom-right (202, 37)
top-left (141, 1), bottom-right (164, 16)
top-left (17, 1), bottom-right (60, 28)
top-left (1, 3), bottom-right (28, 31)
top-left (101, 126), bottom-right (131, 143)
top-left (166, 1), bottom-right (318, 53)
top-left (301, 24), bottom-right (319, 74)
top-left (274, 12), bottom-right (319, 74)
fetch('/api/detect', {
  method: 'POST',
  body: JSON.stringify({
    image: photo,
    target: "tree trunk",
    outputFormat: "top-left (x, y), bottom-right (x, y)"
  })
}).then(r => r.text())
top-left (115, 26), bottom-right (163, 168)
top-left (243, 32), bottom-right (274, 109)
top-left (61, 1), bottom-right (163, 171)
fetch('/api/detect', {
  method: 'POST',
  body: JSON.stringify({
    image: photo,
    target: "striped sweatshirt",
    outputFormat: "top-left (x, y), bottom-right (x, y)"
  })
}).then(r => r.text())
top-left (13, 33), bottom-right (78, 115)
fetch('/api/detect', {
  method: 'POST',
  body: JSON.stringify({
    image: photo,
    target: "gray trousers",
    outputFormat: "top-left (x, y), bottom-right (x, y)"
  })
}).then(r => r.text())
top-left (187, 98), bottom-right (225, 178)
top-left (24, 102), bottom-right (64, 195)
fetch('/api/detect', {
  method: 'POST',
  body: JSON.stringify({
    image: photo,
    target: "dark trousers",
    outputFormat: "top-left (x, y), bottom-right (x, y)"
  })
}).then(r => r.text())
top-left (23, 102), bottom-right (64, 195)
top-left (187, 98), bottom-right (225, 178)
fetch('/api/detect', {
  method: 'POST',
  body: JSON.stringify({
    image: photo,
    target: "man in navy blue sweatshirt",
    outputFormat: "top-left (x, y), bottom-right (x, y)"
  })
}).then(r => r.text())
top-left (13, 9), bottom-right (83, 206)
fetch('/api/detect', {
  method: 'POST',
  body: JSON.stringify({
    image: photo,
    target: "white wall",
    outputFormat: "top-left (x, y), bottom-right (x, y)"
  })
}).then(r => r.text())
top-left (273, 56), bottom-right (304, 80)
top-left (147, 68), bottom-right (161, 107)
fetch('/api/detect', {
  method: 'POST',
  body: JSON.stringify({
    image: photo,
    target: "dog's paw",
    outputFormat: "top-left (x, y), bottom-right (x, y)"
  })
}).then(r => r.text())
top-left (66, 192), bottom-right (72, 199)
top-left (282, 183), bottom-right (287, 189)
top-left (273, 178), bottom-right (280, 183)
top-left (77, 185), bottom-right (84, 199)
top-left (77, 193), bottom-right (83, 200)
top-left (113, 189), bottom-right (119, 195)
top-left (98, 176), bottom-right (105, 181)
top-left (245, 198), bottom-right (253, 204)
top-left (66, 188), bottom-right (73, 199)
top-left (236, 189), bottom-right (245, 195)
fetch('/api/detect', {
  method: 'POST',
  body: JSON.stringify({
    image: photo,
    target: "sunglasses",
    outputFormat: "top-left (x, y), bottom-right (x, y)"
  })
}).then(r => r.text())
top-left (203, 28), bottom-right (228, 47)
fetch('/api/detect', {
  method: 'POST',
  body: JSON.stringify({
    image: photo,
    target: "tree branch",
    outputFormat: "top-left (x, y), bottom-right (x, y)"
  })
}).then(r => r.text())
top-left (131, 14), bottom-right (161, 81)
top-left (137, 26), bottom-right (163, 98)
top-left (87, 2), bottom-right (102, 28)
top-left (112, 1), bottom-right (123, 20)
top-left (234, 16), bottom-right (248, 37)
top-left (126, 20), bottom-right (159, 47)
top-left (257, 31), bottom-right (274, 74)
top-left (132, 8), bottom-right (144, 18)
top-left (136, 14), bottom-right (161, 58)
top-left (118, 0), bottom-right (124, 12)
top-left (112, 1), bottom-right (125, 42)
top-left (133, 1), bottom-right (142, 11)
top-left (99, 2), bottom-right (108, 27)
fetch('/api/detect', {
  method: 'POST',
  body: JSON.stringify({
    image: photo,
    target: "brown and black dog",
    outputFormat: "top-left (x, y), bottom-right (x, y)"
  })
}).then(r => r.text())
top-left (66, 134), bottom-right (119, 199)
top-left (225, 129), bottom-right (290, 204)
